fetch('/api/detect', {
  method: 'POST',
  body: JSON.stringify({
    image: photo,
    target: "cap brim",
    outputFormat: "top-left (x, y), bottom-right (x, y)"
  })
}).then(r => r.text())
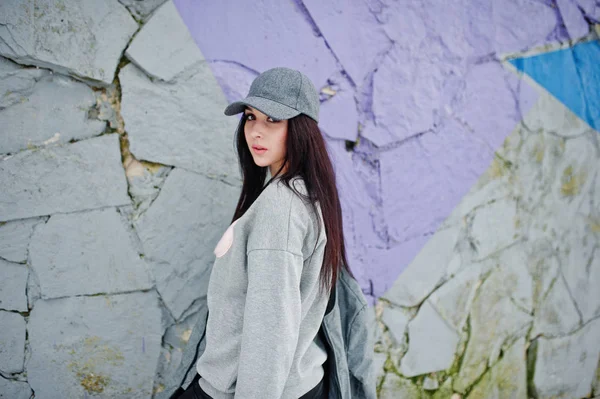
top-left (224, 96), bottom-right (301, 120)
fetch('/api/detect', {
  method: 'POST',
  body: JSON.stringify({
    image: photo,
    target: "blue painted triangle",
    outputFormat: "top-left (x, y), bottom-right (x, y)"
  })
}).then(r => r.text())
top-left (509, 40), bottom-right (600, 132)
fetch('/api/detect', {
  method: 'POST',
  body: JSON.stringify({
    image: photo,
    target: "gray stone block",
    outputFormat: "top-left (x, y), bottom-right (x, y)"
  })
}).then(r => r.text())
top-left (125, 1), bottom-right (204, 82)
top-left (119, 0), bottom-right (167, 21)
top-left (399, 301), bottom-right (459, 377)
top-left (29, 208), bottom-right (153, 299)
top-left (0, 259), bottom-right (28, 311)
top-left (120, 62), bottom-right (241, 185)
top-left (0, 376), bottom-right (32, 399)
top-left (0, 0), bottom-right (138, 85)
top-left (380, 306), bottom-right (410, 346)
top-left (0, 59), bottom-right (105, 155)
top-left (27, 291), bottom-right (163, 398)
top-left (0, 217), bottom-right (44, 263)
top-left (0, 134), bottom-right (130, 222)
top-left (135, 168), bottom-right (239, 319)
top-left (0, 311), bottom-right (26, 374)
top-left (534, 319), bottom-right (600, 399)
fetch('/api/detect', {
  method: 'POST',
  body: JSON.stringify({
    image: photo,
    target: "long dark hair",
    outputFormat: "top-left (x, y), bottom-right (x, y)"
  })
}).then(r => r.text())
top-left (230, 112), bottom-right (354, 295)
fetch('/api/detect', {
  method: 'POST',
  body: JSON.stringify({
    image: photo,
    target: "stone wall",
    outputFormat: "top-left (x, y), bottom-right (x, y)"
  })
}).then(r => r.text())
top-left (0, 0), bottom-right (599, 398)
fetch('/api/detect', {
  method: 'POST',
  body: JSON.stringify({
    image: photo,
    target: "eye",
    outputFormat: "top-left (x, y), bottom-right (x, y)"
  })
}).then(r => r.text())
top-left (245, 113), bottom-right (255, 121)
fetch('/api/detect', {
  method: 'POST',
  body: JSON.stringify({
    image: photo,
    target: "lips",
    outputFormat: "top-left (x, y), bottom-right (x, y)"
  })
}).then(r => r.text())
top-left (252, 145), bottom-right (267, 151)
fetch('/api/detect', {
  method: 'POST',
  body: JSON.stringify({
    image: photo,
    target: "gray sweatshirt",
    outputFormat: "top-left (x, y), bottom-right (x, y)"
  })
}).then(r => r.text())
top-left (195, 176), bottom-right (329, 398)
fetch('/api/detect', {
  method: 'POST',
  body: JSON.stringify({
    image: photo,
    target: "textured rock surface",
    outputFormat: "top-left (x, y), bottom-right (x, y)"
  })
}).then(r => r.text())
top-left (0, 311), bottom-right (26, 374)
top-left (534, 319), bottom-right (600, 399)
top-left (29, 208), bottom-right (153, 298)
top-left (27, 291), bottom-right (163, 398)
top-left (0, 134), bottom-right (130, 222)
top-left (0, 259), bottom-right (28, 311)
top-left (0, 0), bottom-right (138, 85)
top-left (0, 217), bottom-right (44, 263)
top-left (135, 168), bottom-right (239, 320)
top-left (0, 376), bottom-right (33, 399)
top-left (120, 62), bottom-right (240, 185)
top-left (0, 57), bottom-right (105, 155)
top-left (125, 1), bottom-right (203, 82)
top-left (119, 0), bottom-right (167, 21)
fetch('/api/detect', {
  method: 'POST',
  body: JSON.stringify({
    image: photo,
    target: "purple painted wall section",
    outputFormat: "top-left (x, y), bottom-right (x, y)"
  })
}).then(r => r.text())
top-left (173, 0), bottom-right (575, 303)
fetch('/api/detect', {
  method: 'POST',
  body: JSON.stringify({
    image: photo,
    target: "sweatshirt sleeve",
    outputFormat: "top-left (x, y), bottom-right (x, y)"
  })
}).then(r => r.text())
top-left (234, 248), bottom-right (303, 398)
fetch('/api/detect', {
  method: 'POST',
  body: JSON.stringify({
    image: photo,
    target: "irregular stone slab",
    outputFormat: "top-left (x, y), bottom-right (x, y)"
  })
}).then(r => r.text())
top-left (534, 319), bottom-right (600, 399)
top-left (135, 168), bottom-right (239, 319)
top-left (533, 273), bottom-right (582, 337)
top-left (27, 291), bottom-right (163, 398)
top-left (125, 1), bottom-right (203, 82)
top-left (380, 306), bottom-right (410, 346)
top-left (319, 86), bottom-right (359, 141)
top-left (379, 373), bottom-right (420, 399)
top-left (0, 259), bottom-right (28, 311)
top-left (557, 0), bottom-right (589, 40)
top-left (380, 120), bottom-right (496, 241)
top-left (0, 59), bottom-right (105, 155)
top-left (0, 376), bottom-right (33, 399)
top-left (429, 264), bottom-right (482, 332)
top-left (454, 267), bottom-right (532, 393)
top-left (400, 301), bottom-right (460, 377)
top-left (0, 134), bottom-right (130, 222)
top-left (0, 217), bottom-right (44, 263)
top-left (0, 0), bottom-right (138, 85)
top-left (302, 0), bottom-right (391, 84)
top-left (120, 62), bottom-right (240, 185)
top-left (29, 208), bottom-right (153, 299)
top-left (125, 160), bottom-right (172, 220)
top-left (0, 311), bottom-right (26, 374)
top-left (466, 338), bottom-right (527, 399)
top-left (119, 0), bottom-right (167, 21)
top-left (469, 198), bottom-right (518, 260)
top-left (383, 225), bottom-right (460, 307)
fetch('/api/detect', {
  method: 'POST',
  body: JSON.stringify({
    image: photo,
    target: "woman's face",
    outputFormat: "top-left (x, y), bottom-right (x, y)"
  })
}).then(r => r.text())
top-left (244, 106), bottom-right (289, 177)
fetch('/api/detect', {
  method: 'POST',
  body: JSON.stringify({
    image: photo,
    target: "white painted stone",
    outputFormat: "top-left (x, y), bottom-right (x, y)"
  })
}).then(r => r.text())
top-left (383, 225), bottom-right (460, 307)
top-left (400, 301), bottom-right (460, 377)
top-left (0, 376), bottom-right (33, 399)
top-left (0, 134), bottom-right (130, 222)
top-left (0, 59), bottom-right (105, 154)
top-left (466, 338), bottom-right (527, 399)
top-left (29, 208), bottom-right (153, 299)
top-left (120, 62), bottom-right (240, 185)
top-left (423, 376), bottom-right (439, 390)
top-left (0, 217), bottom-right (44, 263)
top-left (380, 306), bottom-right (410, 345)
top-left (0, 0), bottom-right (137, 85)
top-left (379, 373), bottom-right (420, 399)
top-left (126, 1), bottom-right (204, 82)
top-left (532, 274), bottom-right (582, 337)
top-left (534, 319), bottom-right (600, 399)
top-left (119, 0), bottom-right (167, 21)
top-left (0, 311), bottom-right (26, 374)
top-left (0, 259), bottom-right (28, 312)
top-left (135, 168), bottom-right (239, 320)
top-left (469, 198), bottom-right (518, 260)
top-left (454, 267), bottom-right (532, 393)
top-left (27, 291), bottom-right (163, 398)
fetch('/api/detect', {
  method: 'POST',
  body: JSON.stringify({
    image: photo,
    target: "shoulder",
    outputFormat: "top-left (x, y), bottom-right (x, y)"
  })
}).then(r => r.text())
top-left (254, 176), bottom-right (310, 217)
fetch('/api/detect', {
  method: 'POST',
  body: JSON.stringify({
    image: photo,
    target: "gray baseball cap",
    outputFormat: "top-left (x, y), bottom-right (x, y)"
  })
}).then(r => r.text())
top-left (224, 67), bottom-right (320, 123)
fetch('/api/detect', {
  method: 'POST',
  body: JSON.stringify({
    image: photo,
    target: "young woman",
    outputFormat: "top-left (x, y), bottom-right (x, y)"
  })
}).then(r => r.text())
top-left (179, 67), bottom-right (354, 399)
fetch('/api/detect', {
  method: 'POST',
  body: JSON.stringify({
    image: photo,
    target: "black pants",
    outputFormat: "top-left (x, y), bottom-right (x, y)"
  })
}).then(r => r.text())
top-left (177, 374), bottom-right (327, 399)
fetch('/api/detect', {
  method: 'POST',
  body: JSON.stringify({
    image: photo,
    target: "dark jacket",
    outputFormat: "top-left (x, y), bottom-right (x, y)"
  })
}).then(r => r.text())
top-left (158, 267), bottom-right (377, 399)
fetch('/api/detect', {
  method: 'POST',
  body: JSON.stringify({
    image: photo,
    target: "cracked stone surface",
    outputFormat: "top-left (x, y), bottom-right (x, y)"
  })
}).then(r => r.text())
top-left (0, 259), bottom-right (28, 312)
top-left (125, 1), bottom-right (204, 82)
top-left (27, 291), bottom-right (163, 398)
top-left (134, 168), bottom-right (239, 320)
top-left (557, 0), bottom-right (590, 39)
top-left (0, 57), bottom-right (106, 155)
top-left (400, 301), bottom-right (460, 377)
top-left (0, 217), bottom-right (44, 263)
top-left (119, 0), bottom-right (167, 21)
top-left (0, 0), bottom-right (138, 85)
top-left (0, 134), bottom-right (130, 222)
top-left (469, 198), bottom-right (519, 260)
top-left (533, 272), bottom-right (582, 337)
top-left (380, 306), bottom-right (410, 346)
top-left (465, 338), bottom-right (527, 399)
top-left (0, 376), bottom-right (32, 399)
top-left (29, 208), bottom-right (153, 299)
top-left (119, 62), bottom-right (241, 185)
top-left (0, 311), bottom-right (26, 374)
top-left (379, 372), bottom-right (420, 398)
top-left (534, 318), bottom-right (600, 399)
